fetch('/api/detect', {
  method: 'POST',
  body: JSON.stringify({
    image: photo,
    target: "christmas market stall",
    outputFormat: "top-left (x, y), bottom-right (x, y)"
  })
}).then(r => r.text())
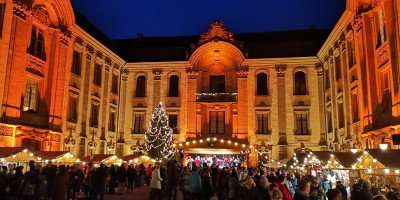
top-left (34, 151), bottom-right (78, 165)
top-left (120, 154), bottom-right (156, 166)
top-left (0, 147), bottom-right (40, 172)
top-left (354, 149), bottom-right (400, 191)
top-left (284, 152), bottom-right (310, 174)
top-left (80, 154), bottom-right (122, 167)
top-left (322, 152), bottom-right (362, 191)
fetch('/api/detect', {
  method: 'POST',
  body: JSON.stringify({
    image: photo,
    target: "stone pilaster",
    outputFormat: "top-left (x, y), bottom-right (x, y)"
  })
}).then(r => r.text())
top-left (100, 58), bottom-right (110, 140)
top-left (79, 44), bottom-right (94, 138)
top-left (316, 65), bottom-right (326, 146)
top-left (276, 65), bottom-right (288, 145)
top-left (153, 68), bottom-right (162, 110)
top-left (236, 67), bottom-right (249, 134)
top-left (186, 69), bottom-right (199, 136)
top-left (116, 72), bottom-right (128, 157)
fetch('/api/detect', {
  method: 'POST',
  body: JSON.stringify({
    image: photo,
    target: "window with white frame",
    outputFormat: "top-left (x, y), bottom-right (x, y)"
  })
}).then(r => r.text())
top-left (23, 78), bottom-right (39, 112)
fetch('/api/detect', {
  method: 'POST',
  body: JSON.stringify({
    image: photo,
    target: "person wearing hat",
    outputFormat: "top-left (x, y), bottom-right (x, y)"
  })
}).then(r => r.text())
top-left (326, 189), bottom-right (342, 200)
top-left (238, 175), bottom-right (261, 200)
top-left (310, 178), bottom-right (325, 200)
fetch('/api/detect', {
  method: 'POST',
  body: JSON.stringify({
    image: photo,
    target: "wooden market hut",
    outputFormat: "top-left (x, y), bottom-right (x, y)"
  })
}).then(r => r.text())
top-left (80, 154), bottom-right (121, 166)
top-left (120, 154), bottom-right (156, 166)
top-left (34, 151), bottom-right (78, 164)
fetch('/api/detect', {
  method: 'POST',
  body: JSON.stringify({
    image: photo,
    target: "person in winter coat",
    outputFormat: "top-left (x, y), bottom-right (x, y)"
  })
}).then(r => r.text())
top-left (359, 182), bottom-right (373, 200)
top-left (167, 160), bottom-right (180, 200)
top-left (238, 176), bottom-right (261, 200)
top-left (117, 164), bottom-right (127, 194)
top-left (146, 164), bottom-right (153, 186)
top-left (326, 189), bottom-right (343, 200)
top-left (149, 164), bottom-right (163, 200)
top-left (201, 170), bottom-right (213, 200)
top-left (50, 165), bottom-right (69, 200)
top-left (351, 179), bottom-right (365, 200)
top-left (180, 167), bottom-right (191, 200)
top-left (127, 165), bottom-right (137, 193)
top-left (259, 176), bottom-right (271, 200)
top-left (271, 188), bottom-right (283, 200)
top-left (222, 169), bottom-right (232, 200)
top-left (294, 178), bottom-right (311, 200)
top-left (309, 178), bottom-right (325, 200)
top-left (276, 175), bottom-right (293, 200)
top-left (109, 165), bottom-right (117, 194)
top-left (190, 165), bottom-right (202, 200)
top-left (228, 170), bottom-right (241, 200)
top-left (335, 181), bottom-right (347, 200)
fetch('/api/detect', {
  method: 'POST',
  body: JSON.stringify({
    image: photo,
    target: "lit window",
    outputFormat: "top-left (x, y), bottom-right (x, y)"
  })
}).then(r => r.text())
top-left (23, 78), bottom-right (39, 112)
top-left (377, 8), bottom-right (387, 47)
top-left (28, 25), bottom-right (45, 60)
top-left (168, 114), bottom-right (178, 134)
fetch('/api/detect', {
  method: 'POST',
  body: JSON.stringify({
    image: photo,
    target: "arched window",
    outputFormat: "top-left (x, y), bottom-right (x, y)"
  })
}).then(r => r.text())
top-left (256, 73), bottom-right (268, 95)
top-left (135, 76), bottom-right (146, 97)
top-left (168, 75), bottom-right (179, 97)
top-left (294, 71), bottom-right (307, 95)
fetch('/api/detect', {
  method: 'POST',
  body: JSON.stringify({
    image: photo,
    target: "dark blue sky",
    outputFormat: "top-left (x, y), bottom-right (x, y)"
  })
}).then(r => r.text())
top-left (70, 0), bottom-right (346, 40)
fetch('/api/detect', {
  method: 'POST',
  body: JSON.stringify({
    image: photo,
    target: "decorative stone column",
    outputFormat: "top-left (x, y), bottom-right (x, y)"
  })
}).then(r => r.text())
top-left (80, 45), bottom-right (94, 138)
top-left (236, 66), bottom-right (249, 135)
top-left (316, 64), bottom-right (326, 147)
top-left (275, 65), bottom-right (288, 146)
top-left (153, 68), bottom-right (162, 110)
top-left (116, 72), bottom-right (128, 157)
top-left (100, 58), bottom-right (110, 141)
top-left (186, 69), bottom-right (199, 137)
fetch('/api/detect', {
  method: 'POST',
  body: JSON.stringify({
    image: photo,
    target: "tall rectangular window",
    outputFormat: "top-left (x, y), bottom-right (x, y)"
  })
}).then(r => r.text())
top-left (296, 114), bottom-right (308, 135)
top-left (338, 103), bottom-right (345, 128)
top-left (349, 41), bottom-right (356, 67)
top-left (377, 8), bottom-right (387, 47)
top-left (381, 71), bottom-right (391, 112)
top-left (352, 93), bottom-right (359, 122)
top-left (327, 111), bottom-right (333, 133)
top-left (335, 56), bottom-right (341, 81)
top-left (135, 76), bottom-right (146, 97)
top-left (68, 97), bottom-right (78, 122)
top-left (29, 25), bottom-right (45, 60)
top-left (325, 69), bottom-right (330, 90)
top-left (133, 114), bottom-right (144, 134)
top-left (71, 50), bottom-right (81, 76)
top-left (23, 78), bottom-right (39, 112)
top-left (168, 114), bottom-right (178, 134)
top-left (210, 111), bottom-right (225, 134)
top-left (90, 104), bottom-right (99, 127)
top-left (109, 111), bottom-right (116, 132)
top-left (93, 64), bottom-right (102, 86)
top-left (257, 114), bottom-right (269, 134)
top-left (0, 2), bottom-right (6, 38)
top-left (111, 74), bottom-right (118, 94)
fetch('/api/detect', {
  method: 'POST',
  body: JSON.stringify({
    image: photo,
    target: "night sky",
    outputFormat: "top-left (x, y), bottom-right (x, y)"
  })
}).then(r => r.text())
top-left (70, 0), bottom-right (346, 40)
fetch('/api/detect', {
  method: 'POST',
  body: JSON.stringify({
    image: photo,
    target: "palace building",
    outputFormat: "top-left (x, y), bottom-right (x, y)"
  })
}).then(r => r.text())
top-left (317, 0), bottom-right (400, 152)
top-left (0, 0), bottom-right (399, 166)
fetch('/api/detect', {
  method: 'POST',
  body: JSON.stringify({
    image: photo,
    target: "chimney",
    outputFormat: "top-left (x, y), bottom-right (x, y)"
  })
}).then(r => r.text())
top-left (137, 33), bottom-right (144, 38)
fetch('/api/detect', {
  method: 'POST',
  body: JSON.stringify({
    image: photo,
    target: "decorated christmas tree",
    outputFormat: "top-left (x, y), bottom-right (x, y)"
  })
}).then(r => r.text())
top-left (144, 102), bottom-right (175, 160)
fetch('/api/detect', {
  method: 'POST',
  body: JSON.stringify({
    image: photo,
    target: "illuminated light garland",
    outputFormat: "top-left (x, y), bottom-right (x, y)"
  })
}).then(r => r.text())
top-left (144, 102), bottom-right (174, 160)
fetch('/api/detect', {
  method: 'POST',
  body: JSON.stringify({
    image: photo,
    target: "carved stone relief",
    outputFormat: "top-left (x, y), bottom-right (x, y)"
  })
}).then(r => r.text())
top-left (186, 69), bottom-right (199, 79)
top-left (86, 46), bottom-right (94, 61)
top-left (377, 43), bottom-right (389, 66)
top-left (153, 68), bottom-right (162, 80)
top-left (13, 0), bottom-right (28, 20)
top-left (26, 56), bottom-right (45, 74)
top-left (275, 65), bottom-right (286, 77)
top-left (32, 5), bottom-right (50, 26)
top-left (236, 66), bottom-right (249, 78)
top-left (352, 15), bottom-right (363, 32)
top-left (198, 21), bottom-right (235, 44)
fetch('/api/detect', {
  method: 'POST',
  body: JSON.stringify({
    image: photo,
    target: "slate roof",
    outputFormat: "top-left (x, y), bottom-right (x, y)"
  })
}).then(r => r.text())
top-left (74, 11), bottom-right (332, 63)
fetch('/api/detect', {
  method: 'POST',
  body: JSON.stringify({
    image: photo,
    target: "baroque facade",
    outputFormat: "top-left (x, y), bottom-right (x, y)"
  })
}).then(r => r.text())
top-left (318, 0), bottom-right (400, 151)
top-left (7, 0), bottom-right (396, 164)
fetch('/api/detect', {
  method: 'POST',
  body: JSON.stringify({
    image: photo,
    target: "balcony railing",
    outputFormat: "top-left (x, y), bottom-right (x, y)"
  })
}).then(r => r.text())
top-left (195, 93), bottom-right (238, 102)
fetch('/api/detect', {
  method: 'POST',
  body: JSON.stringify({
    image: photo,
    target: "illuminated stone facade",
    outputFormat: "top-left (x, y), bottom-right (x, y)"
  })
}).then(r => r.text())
top-left (318, 0), bottom-right (400, 151)
top-left (0, 0), bottom-right (333, 163)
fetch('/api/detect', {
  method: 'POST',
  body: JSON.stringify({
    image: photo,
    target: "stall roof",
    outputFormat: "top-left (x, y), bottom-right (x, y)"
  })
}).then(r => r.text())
top-left (334, 152), bottom-right (362, 168)
top-left (34, 151), bottom-right (70, 160)
top-left (295, 153), bottom-right (309, 165)
top-left (311, 151), bottom-right (333, 163)
top-left (0, 147), bottom-right (24, 157)
top-left (120, 154), bottom-right (145, 161)
top-left (367, 149), bottom-right (400, 168)
top-left (81, 154), bottom-right (115, 163)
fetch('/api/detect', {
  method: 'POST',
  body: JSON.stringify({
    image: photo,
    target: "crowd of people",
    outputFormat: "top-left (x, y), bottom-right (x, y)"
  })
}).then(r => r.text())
top-left (1, 158), bottom-right (399, 200)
